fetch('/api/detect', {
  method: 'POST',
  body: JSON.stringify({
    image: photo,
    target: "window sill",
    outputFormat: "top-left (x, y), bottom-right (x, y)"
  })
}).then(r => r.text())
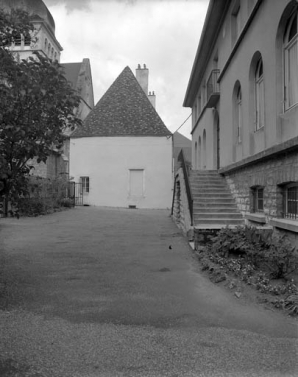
top-left (254, 126), bottom-right (264, 133)
top-left (270, 218), bottom-right (298, 233)
top-left (246, 213), bottom-right (266, 224)
top-left (280, 103), bottom-right (298, 120)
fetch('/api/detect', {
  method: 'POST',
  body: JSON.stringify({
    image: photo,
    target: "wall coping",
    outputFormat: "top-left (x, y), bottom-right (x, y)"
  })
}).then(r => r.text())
top-left (270, 218), bottom-right (298, 234)
top-left (219, 136), bottom-right (298, 175)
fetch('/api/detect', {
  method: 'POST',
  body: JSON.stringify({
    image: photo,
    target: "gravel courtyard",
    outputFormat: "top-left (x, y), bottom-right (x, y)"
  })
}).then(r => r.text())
top-left (0, 206), bottom-right (297, 377)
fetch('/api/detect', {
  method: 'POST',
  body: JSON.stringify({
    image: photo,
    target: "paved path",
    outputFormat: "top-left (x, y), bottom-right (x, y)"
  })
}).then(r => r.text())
top-left (0, 207), bottom-right (297, 377)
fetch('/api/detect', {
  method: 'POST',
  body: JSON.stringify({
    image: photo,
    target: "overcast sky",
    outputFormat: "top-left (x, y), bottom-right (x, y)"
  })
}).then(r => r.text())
top-left (44, 0), bottom-right (209, 138)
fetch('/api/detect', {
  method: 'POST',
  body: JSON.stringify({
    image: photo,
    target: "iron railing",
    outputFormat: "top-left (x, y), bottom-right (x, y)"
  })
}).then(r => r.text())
top-left (207, 69), bottom-right (220, 103)
top-left (178, 149), bottom-right (193, 226)
top-left (171, 175), bottom-right (177, 217)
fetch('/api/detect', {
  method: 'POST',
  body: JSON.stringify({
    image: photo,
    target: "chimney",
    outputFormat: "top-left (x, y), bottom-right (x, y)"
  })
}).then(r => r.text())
top-left (136, 63), bottom-right (148, 95)
top-left (148, 91), bottom-right (156, 109)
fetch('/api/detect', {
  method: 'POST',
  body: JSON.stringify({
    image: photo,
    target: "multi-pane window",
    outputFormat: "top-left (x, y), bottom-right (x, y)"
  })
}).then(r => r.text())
top-left (24, 34), bottom-right (31, 46)
top-left (80, 176), bottom-right (90, 193)
top-left (236, 86), bottom-right (242, 143)
top-left (284, 10), bottom-right (298, 110)
top-left (255, 58), bottom-right (265, 130)
top-left (284, 184), bottom-right (298, 219)
top-left (14, 34), bottom-right (22, 46)
top-left (251, 186), bottom-right (264, 212)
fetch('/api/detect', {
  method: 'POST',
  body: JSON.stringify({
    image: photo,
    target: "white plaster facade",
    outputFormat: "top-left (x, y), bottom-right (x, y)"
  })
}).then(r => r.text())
top-left (186, 0), bottom-right (298, 170)
top-left (70, 136), bottom-right (173, 209)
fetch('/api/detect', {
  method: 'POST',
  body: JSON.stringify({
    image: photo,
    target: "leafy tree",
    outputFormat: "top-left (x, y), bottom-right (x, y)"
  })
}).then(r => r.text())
top-left (0, 8), bottom-right (82, 216)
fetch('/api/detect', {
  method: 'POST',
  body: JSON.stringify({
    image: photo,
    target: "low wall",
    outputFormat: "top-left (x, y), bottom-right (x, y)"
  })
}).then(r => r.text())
top-left (172, 168), bottom-right (193, 238)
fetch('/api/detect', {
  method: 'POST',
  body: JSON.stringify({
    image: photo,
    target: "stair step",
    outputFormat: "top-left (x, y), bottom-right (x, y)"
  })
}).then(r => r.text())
top-left (190, 170), bottom-right (219, 175)
top-left (190, 183), bottom-right (228, 188)
top-left (193, 218), bottom-right (245, 225)
top-left (193, 213), bottom-right (244, 219)
top-left (190, 177), bottom-right (226, 181)
top-left (193, 207), bottom-right (239, 213)
top-left (192, 188), bottom-right (231, 193)
top-left (193, 201), bottom-right (237, 207)
top-left (188, 170), bottom-right (244, 228)
top-left (192, 193), bottom-right (234, 198)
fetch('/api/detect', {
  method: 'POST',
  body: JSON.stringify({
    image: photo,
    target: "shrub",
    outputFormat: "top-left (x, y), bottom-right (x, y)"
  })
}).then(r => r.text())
top-left (264, 235), bottom-right (298, 279)
top-left (14, 176), bottom-right (74, 216)
top-left (59, 198), bottom-right (74, 208)
top-left (208, 226), bottom-right (298, 279)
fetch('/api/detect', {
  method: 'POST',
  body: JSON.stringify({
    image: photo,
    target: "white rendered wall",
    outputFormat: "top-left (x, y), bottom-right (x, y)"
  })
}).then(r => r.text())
top-left (70, 136), bottom-right (173, 209)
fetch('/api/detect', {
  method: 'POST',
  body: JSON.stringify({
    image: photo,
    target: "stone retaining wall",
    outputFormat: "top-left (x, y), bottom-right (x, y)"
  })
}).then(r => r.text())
top-left (223, 150), bottom-right (298, 245)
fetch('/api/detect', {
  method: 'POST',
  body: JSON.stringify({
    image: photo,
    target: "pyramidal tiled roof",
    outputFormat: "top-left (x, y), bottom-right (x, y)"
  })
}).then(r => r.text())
top-left (71, 66), bottom-right (171, 138)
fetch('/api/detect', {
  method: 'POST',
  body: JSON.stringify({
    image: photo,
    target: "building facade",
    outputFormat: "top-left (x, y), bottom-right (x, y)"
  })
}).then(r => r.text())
top-left (70, 66), bottom-right (173, 209)
top-left (2, 0), bottom-right (94, 180)
top-left (1, 0), bottom-right (63, 62)
top-left (184, 0), bottom-right (298, 241)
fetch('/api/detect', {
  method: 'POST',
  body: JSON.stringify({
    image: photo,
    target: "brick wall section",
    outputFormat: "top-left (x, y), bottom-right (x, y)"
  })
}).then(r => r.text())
top-left (172, 167), bottom-right (192, 236)
top-left (224, 150), bottom-right (298, 221)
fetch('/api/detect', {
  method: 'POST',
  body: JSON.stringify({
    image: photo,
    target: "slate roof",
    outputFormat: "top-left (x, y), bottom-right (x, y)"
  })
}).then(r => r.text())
top-left (71, 66), bottom-right (171, 138)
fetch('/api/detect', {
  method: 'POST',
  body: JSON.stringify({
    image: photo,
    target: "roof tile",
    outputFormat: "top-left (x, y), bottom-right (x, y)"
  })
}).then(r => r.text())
top-left (71, 66), bottom-right (171, 138)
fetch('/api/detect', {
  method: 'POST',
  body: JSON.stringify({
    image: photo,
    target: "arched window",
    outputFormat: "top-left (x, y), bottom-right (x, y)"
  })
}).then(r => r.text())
top-left (197, 92), bottom-right (202, 115)
top-left (202, 129), bottom-right (206, 169)
top-left (193, 103), bottom-right (197, 123)
top-left (198, 136), bottom-right (202, 169)
top-left (255, 57), bottom-right (265, 130)
top-left (236, 85), bottom-right (242, 142)
top-left (48, 43), bottom-right (51, 56)
top-left (284, 9), bottom-right (298, 110)
top-left (45, 38), bottom-right (48, 49)
top-left (194, 142), bottom-right (198, 169)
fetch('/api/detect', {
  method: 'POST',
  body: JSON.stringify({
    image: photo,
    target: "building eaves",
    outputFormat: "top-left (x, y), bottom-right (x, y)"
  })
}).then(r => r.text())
top-left (183, 0), bottom-right (232, 108)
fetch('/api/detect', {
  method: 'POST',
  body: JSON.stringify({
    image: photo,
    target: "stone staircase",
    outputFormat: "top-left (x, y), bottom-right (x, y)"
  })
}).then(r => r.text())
top-left (189, 170), bottom-right (244, 229)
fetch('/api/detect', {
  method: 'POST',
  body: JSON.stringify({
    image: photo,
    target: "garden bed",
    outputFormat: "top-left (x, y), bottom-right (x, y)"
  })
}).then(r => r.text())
top-left (193, 226), bottom-right (298, 317)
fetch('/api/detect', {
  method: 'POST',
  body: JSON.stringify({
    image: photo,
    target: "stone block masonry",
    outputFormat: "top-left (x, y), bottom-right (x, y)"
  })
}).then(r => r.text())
top-left (224, 150), bottom-right (298, 218)
top-left (223, 149), bottom-right (298, 244)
